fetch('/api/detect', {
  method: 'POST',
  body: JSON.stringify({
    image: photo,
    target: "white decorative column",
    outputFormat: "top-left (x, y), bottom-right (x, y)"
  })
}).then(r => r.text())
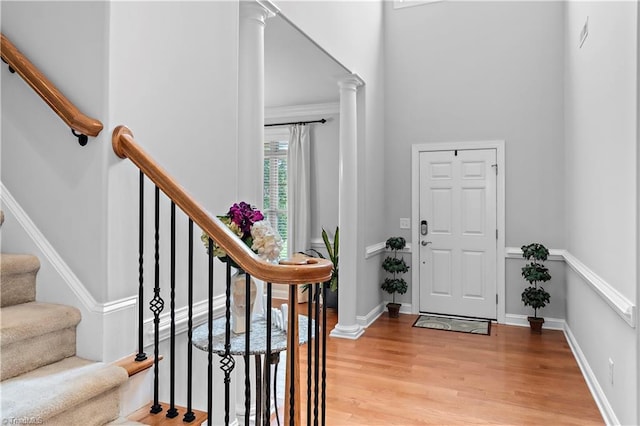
top-left (237, 0), bottom-right (277, 204)
top-left (235, 1), bottom-right (278, 424)
top-left (330, 74), bottom-right (365, 340)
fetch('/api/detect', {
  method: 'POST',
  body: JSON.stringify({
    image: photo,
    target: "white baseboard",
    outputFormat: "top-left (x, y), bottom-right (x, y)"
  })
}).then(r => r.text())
top-left (357, 302), bottom-right (385, 328)
top-left (563, 324), bottom-right (619, 426)
top-left (504, 313), bottom-right (565, 330)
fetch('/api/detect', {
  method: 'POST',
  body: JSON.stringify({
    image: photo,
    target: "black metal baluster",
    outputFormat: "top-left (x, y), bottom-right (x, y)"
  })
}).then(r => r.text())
top-left (167, 202), bottom-right (178, 418)
top-left (207, 237), bottom-right (214, 421)
top-left (244, 273), bottom-right (251, 426)
top-left (307, 288), bottom-right (313, 426)
top-left (150, 186), bottom-right (164, 414)
top-left (321, 284), bottom-right (327, 426)
top-left (313, 283), bottom-right (320, 426)
top-left (136, 171), bottom-right (147, 362)
top-left (184, 219), bottom-right (195, 423)
top-left (264, 283), bottom-right (273, 426)
top-left (289, 299), bottom-right (296, 426)
top-left (220, 261), bottom-right (235, 426)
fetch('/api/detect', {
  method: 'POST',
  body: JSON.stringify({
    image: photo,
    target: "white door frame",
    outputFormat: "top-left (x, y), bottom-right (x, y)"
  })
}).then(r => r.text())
top-left (411, 140), bottom-right (506, 323)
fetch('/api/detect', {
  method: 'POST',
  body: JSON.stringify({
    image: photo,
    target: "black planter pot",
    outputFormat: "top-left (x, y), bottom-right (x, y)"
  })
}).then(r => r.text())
top-left (324, 284), bottom-right (338, 309)
top-left (387, 302), bottom-right (401, 318)
top-left (527, 316), bottom-right (544, 334)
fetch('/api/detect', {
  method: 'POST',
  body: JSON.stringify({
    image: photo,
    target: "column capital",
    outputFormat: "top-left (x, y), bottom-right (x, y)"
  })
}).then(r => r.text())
top-left (337, 73), bottom-right (364, 90)
top-left (240, 0), bottom-right (279, 23)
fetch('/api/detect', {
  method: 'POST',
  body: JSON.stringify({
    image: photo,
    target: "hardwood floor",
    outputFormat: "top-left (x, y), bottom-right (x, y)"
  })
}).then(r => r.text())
top-left (312, 308), bottom-right (603, 425)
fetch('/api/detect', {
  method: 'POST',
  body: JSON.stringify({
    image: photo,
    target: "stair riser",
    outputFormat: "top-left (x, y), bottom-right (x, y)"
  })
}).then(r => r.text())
top-left (1, 328), bottom-right (76, 380)
top-left (46, 387), bottom-right (121, 426)
top-left (1, 270), bottom-right (37, 307)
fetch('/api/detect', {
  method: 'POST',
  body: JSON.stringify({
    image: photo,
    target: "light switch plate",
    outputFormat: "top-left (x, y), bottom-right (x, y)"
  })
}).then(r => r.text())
top-left (400, 218), bottom-right (410, 229)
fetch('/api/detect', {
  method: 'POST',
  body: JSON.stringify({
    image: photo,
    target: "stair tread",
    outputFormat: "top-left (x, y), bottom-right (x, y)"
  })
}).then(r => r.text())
top-left (0, 356), bottom-right (128, 420)
top-left (129, 403), bottom-right (208, 426)
top-left (0, 302), bottom-right (81, 345)
top-left (1, 253), bottom-right (40, 276)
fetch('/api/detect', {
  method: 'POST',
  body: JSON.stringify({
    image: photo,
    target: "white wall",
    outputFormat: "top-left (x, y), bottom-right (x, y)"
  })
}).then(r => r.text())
top-left (274, 1), bottom-right (387, 319)
top-left (564, 2), bottom-right (638, 424)
top-left (1, 1), bottom-right (111, 302)
top-left (384, 1), bottom-right (566, 315)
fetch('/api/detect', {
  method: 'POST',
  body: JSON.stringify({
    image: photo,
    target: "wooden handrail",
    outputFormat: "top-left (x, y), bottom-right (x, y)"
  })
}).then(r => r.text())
top-left (1, 33), bottom-right (103, 138)
top-left (112, 125), bottom-right (333, 285)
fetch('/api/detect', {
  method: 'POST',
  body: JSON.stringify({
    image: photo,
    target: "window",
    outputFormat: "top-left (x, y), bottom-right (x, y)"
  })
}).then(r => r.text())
top-left (263, 135), bottom-right (289, 258)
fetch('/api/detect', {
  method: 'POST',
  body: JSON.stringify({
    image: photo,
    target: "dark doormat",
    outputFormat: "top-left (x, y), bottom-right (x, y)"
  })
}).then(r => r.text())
top-left (413, 314), bottom-right (491, 335)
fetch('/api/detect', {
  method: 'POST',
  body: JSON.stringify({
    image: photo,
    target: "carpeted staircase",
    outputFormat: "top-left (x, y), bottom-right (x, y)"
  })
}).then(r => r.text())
top-left (0, 210), bottom-right (131, 425)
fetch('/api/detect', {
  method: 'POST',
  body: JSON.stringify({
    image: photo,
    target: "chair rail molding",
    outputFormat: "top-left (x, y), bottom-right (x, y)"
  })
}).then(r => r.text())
top-left (507, 246), bottom-right (636, 327)
top-left (563, 251), bottom-right (636, 328)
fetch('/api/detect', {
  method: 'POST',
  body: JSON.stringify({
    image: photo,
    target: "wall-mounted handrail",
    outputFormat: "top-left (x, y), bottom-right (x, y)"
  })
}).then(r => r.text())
top-left (1, 33), bottom-right (103, 145)
top-left (112, 125), bottom-right (332, 285)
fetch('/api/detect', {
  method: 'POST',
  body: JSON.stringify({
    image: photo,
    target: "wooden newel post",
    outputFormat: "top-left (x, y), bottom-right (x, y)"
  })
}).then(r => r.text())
top-left (284, 285), bottom-right (301, 425)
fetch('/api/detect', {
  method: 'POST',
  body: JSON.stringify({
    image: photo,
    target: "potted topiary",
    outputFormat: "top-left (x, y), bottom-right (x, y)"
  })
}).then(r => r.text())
top-left (520, 243), bottom-right (551, 333)
top-left (381, 237), bottom-right (409, 318)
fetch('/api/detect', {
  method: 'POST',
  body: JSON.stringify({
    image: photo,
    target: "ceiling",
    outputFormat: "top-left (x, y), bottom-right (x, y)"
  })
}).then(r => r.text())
top-left (264, 15), bottom-right (347, 108)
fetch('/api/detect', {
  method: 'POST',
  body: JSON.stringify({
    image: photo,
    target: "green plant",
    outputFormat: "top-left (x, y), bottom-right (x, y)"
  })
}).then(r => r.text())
top-left (520, 243), bottom-right (551, 318)
top-left (381, 237), bottom-right (409, 304)
top-left (307, 227), bottom-right (339, 292)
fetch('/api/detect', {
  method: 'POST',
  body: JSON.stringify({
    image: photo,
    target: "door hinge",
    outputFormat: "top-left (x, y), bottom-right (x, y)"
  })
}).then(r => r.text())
top-left (491, 164), bottom-right (498, 175)
top-left (496, 229), bottom-right (498, 240)
top-left (496, 294), bottom-right (499, 305)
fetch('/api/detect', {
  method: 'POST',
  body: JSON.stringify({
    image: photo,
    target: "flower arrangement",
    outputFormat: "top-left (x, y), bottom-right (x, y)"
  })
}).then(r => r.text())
top-left (201, 202), bottom-right (283, 267)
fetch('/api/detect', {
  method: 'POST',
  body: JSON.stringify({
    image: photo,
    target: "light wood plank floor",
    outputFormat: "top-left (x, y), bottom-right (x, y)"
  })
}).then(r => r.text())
top-left (313, 309), bottom-right (603, 425)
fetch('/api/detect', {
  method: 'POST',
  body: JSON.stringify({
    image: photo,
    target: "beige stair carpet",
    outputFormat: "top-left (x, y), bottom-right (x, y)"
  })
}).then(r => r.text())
top-left (0, 210), bottom-right (130, 425)
top-left (1, 301), bottom-right (80, 380)
top-left (1, 253), bottom-right (39, 307)
top-left (1, 356), bottom-right (128, 426)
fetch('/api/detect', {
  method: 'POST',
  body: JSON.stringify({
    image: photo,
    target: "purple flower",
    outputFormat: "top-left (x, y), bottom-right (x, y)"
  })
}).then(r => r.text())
top-left (227, 202), bottom-right (264, 239)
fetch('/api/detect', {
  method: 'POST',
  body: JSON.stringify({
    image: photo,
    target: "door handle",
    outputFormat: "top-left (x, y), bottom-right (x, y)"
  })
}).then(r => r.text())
top-left (421, 241), bottom-right (432, 246)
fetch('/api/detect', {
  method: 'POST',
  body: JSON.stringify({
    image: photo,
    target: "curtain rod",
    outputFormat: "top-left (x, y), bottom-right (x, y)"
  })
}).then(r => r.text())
top-left (264, 118), bottom-right (326, 127)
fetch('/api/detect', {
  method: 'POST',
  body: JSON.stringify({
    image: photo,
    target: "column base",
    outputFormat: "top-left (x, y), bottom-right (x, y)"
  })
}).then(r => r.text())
top-left (330, 323), bottom-right (364, 340)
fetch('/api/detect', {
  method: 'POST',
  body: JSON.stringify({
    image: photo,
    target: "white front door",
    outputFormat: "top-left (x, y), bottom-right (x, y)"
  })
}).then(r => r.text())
top-left (418, 149), bottom-right (497, 319)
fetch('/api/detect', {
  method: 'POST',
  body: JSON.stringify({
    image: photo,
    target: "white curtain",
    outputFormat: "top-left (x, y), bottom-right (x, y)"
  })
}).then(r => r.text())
top-left (288, 124), bottom-right (311, 257)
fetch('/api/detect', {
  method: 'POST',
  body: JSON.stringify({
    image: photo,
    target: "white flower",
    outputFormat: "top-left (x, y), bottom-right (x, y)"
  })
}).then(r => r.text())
top-left (251, 220), bottom-right (283, 263)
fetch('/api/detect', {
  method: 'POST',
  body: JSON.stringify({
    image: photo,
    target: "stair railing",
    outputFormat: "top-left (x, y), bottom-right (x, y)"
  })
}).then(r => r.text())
top-left (112, 125), bottom-right (333, 426)
top-left (0, 33), bottom-right (103, 146)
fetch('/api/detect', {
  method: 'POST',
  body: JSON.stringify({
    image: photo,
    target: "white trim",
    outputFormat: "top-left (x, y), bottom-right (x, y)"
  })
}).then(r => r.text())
top-left (366, 241), bottom-right (414, 259)
top-left (504, 314), bottom-right (565, 330)
top-left (256, 0), bottom-right (280, 17)
top-left (0, 183), bottom-right (137, 315)
top-left (356, 302), bottom-right (385, 328)
top-left (143, 295), bottom-right (227, 345)
top-left (365, 242), bottom-right (386, 259)
top-left (411, 140), bottom-right (506, 323)
top-left (271, 285), bottom-right (290, 300)
top-left (563, 251), bottom-right (636, 328)
top-left (505, 246), bottom-right (566, 261)
top-left (309, 238), bottom-right (325, 250)
top-left (393, 0), bottom-right (444, 10)
top-left (330, 324), bottom-right (365, 340)
top-left (265, 102), bottom-right (340, 121)
top-left (564, 324), bottom-right (619, 426)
